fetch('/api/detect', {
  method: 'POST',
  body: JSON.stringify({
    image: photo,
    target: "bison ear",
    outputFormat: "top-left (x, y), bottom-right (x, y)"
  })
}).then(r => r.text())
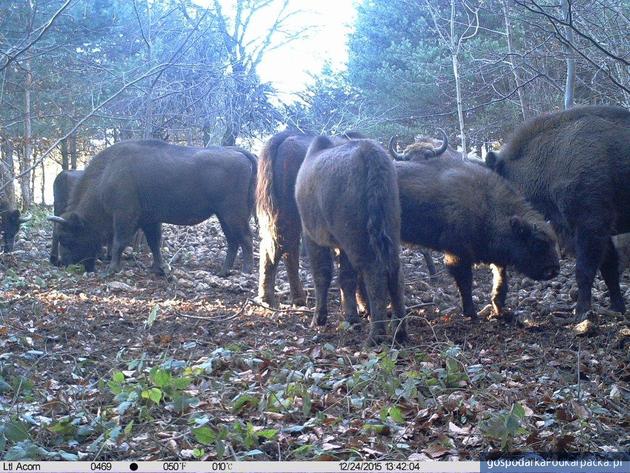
top-left (485, 150), bottom-right (502, 172)
top-left (510, 215), bottom-right (531, 238)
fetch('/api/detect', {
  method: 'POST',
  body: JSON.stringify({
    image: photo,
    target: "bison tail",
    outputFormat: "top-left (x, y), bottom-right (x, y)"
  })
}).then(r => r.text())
top-left (362, 142), bottom-right (399, 272)
top-left (256, 130), bottom-right (297, 246)
top-left (234, 148), bottom-right (258, 221)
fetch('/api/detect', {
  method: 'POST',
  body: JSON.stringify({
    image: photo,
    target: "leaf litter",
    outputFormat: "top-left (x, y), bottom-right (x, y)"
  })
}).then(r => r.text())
top-left (0, 215), bottom-right (628, 460)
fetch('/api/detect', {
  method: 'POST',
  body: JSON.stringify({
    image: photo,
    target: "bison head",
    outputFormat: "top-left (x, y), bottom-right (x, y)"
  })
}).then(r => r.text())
top-left (388, 129), bottom-right (449, 161)
top-left (48, 213), bottom-right (101, 271)
top-left (505, 215), bottom-right (560, 281)
top-left (1, 208), bottom-right (30, 252)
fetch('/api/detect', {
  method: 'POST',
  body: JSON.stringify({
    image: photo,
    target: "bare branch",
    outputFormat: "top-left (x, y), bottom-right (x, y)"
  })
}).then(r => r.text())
top-left (0, 0), bottom-right (74, 73)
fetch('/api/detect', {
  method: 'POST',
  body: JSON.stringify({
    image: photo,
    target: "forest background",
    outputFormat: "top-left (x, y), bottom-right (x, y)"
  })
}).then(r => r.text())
top-left (0, 0), bottom-right (628, 209)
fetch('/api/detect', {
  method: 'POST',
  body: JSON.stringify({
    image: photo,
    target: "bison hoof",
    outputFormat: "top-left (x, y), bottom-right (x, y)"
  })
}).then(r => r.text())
top-left (610, 300), bottom-right (626, 314)
top-left (311, 313), bottom-right (327, 327)
top-left (254, 294), bottom-right (276, 309)
top-left (291, 294), bottom-right (307, 307)
top-left (573, 308), bottom-right (594, 323)
top-left (152, 266), bottom-right (166, 277)
top-left (393, 327), bottom-right (408, 344)
top-left (366, 331), bottom-right (387, 346)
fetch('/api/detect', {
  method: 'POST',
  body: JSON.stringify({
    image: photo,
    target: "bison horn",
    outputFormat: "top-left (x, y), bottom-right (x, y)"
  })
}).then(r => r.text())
top-left (430, 129), bottom-right (449, 158)
top-left (19, 215), bottom-right (32, 223)
top-left (388, 136), bottom-right (405, 161)
top-left (47, 216), bottom-right (67, 224)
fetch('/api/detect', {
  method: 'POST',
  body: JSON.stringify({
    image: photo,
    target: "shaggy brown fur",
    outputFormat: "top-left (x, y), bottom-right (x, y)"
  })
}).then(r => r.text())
top-left (50, 140), bottom-right (257, 276)
top-left (486, 105), bottom-right (630, 318)
top-left (256, 130), bottom-right (364, 307)
top-left (50, 170), bottom-right (84, 265)
top-left (396, 157), bottom-right (559, 317)
top-left (296, 137), bottom-right (406, 344)
top-left (389, 130), bottom-right (462, 162)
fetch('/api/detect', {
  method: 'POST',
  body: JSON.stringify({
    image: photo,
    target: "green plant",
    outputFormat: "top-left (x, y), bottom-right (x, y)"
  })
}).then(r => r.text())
top-left (480, 403), bottom-right (529, 450)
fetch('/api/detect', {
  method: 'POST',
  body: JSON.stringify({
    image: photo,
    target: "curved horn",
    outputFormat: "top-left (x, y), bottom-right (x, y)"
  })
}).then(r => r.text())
top-left (388, 136), bottom-right (405, 160)
top-left (19, 215), bottom-right (32, 223)
top-left (429, 129), bottom-right (449, 157)
top-left (47, 216), bottom-right (67, 224)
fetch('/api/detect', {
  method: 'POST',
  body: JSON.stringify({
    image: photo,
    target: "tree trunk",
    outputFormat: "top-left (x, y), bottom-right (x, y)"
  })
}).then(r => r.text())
top-left (450, 0), bottom-right (467, 156)
top-left (563, 0), bottom-right (575, 110)
top-left (21, 58), bottom-right (34, 211)
top-left (142, 0), bottom-right (154, 140)
top-left (40, 159), bottom-right (46, 206)
top-left (0, 140), bottom-right (17, 208)
top-left (70, 133), bottom-right (78, 170)
top-left (60, 138), bottom-right (69, 170)
top-left (502, 0), bottom-right (529, 120)
top-left (220, 123), bottom-right (237, 146)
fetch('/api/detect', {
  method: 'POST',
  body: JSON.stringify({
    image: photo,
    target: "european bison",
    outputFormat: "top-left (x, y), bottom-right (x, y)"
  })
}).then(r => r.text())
top-left (396, 156), bottom-right (560, 318)
top-left (388, 129), bottom-right (462, 161)
top-left (48, 140), bottom-right (257, 275)
top-left (50, 170), bottom-right (84, 265)
top-left (388, 130), bottom-right (465, 278)
top-left (0, 199), bottom-right (29, 252)
top-left (295, 137), bottom-right (406, 344)
top-left (486, 106), bottom-right (630, 319)
top-left (256, 130), bottom-right (362, 307)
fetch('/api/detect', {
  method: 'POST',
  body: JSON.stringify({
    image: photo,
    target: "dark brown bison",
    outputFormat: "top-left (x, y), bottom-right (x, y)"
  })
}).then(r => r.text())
top-left (296, 137), bottom-right (406, 344)
top-left (50, 170), bottom-right (84, 265)
top-left (388, 129), bottom-right (462, 161)
top-left (256, 130), bottom-right (363, 307)
top-left (48, 140), bottom-right (257, 275)
top-left (388, 130), bottom-right (466, 278)
top-left (396, 157), bottom-right (560, 318)
top-left (0, 199), bottom-right (29, 252)
top-left (485, 106), bottom-right (630, 319)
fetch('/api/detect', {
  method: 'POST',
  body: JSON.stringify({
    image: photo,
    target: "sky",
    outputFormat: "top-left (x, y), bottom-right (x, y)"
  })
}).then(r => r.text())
top-left (255, 0), bottom-right (358, 102)
top-left (198, 0), bottom-right (359, 102)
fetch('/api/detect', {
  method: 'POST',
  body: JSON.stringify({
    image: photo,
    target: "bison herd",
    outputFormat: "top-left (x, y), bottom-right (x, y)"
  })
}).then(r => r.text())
top-left (1, 105), bottom-right (628, 344)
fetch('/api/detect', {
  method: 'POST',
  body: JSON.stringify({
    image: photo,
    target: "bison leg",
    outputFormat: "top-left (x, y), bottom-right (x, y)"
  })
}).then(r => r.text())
top-left (50, 228), bottom-right (60, 266)
top-left (362, 265), bottom-right (389, 345)
top-left (445, 254), bottom-right (476, 318)
top-left (421, 249), bottom-right (437, 281)
top-left (217, 214), bottom-right (252, 276)
top-left (490, 264), bottom-right (508, 317)
top-left (108, 216), bottom-right (137, 274)
top-left (337, 251), bottom-right (361, 326)
top-left (257, 234), bottom-right (282, 307)
top-left (142, 222), bottom-right (165, 276)
top-left (284, 239), bottom-right (307, 306)
top-left (574, 230), bottom-right (608, 318)
top-left (355, 274), bottom-right (369, 315)
top-left (239, 231), bottom-right (254, 274)
top-left (387, 263), bottom-right (407, 343)
top-left (600, 237), bottom-right (626, 313)
top-left (304, 237), bottom-right (332, 327)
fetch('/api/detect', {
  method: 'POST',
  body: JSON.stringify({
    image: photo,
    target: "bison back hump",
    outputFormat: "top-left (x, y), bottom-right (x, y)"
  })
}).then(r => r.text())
top-left (99, 141), bottom-right (253, 226)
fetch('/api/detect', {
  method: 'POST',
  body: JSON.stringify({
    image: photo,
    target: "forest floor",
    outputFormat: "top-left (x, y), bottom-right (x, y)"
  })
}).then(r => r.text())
top-left (1, 209), bottom-right (629, 461)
